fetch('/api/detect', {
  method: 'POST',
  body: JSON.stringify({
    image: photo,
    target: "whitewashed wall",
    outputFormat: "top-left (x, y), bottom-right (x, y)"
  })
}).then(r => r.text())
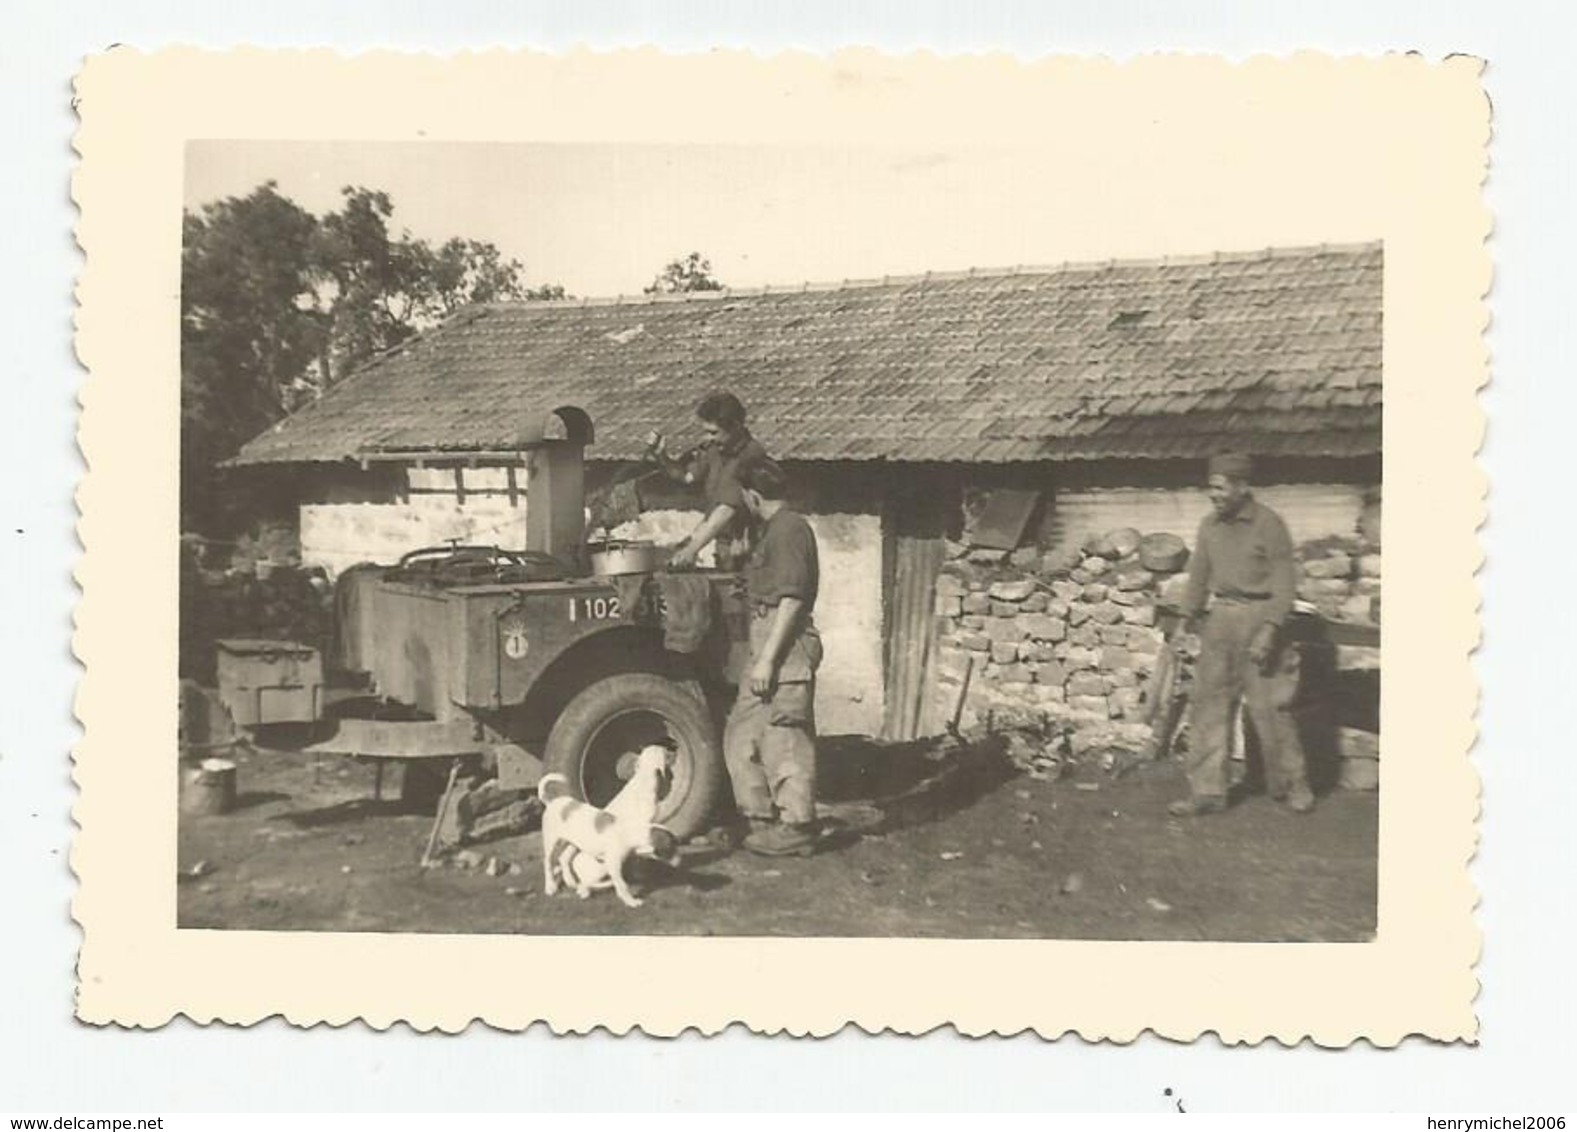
top-left (804, 513), bottom-right (885, 736)
top-left (1047, 483), bottom-right (1369, 550)
top-left (616, 508), bottom-right (886, 736)
top-left (300, 466), bottom-right (527, 577)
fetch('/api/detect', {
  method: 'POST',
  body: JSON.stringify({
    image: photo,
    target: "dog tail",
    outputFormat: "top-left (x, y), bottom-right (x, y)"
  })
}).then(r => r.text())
top-left (537, 772), bottom-right (572, 803)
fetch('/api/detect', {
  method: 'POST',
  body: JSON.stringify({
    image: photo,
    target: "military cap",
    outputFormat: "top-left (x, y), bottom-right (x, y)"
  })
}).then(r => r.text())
top-left (1207, 452), bottom-right (1254, 480)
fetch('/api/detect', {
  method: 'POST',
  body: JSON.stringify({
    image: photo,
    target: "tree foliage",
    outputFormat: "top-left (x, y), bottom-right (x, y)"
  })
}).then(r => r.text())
top-left (304, 187), bottom-right (542, 391)
top-left (180, 184), bottom-right (323, 521)
top-left (644, 251), bottom-right (725, 295)
top-left (180, 181), bottom-right (564, 530)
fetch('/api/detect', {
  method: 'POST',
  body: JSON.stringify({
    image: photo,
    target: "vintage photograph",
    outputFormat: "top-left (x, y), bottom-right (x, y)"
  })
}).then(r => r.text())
top-left (73, 49), bottom-right (1484, 1038)
top-left (175, 139), bottom-right (1382, 941)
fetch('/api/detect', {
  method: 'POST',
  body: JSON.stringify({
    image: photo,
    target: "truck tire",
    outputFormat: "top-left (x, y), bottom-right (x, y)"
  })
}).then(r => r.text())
top-left (544, 672), bottom-right (725, 842)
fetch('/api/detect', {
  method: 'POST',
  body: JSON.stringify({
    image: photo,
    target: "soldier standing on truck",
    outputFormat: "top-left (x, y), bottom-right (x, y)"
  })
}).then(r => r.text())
top-left (646, 390), bottom-right (769, 571)
top-left (1170, 452), bottom-right (1314, 818)
top-left (721, 456), bottom-right (824, 857)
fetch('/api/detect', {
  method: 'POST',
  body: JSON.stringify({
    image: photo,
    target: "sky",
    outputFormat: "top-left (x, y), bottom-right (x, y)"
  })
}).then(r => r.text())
top-left (184, 139), bottom-right (1387, 300)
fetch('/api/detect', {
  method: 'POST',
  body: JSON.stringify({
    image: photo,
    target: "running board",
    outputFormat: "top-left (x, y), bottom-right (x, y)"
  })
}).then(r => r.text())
top-left (305, 718), bottom-right (481, 760)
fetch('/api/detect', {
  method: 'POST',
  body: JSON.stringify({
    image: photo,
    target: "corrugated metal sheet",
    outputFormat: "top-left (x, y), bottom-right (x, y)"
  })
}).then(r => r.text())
top-left (882, 483), bottom-right (948, 741)
top-left (1046, 484), bottom-right (1369, 549)
top-left (882, 535), bottom-right (944, 741)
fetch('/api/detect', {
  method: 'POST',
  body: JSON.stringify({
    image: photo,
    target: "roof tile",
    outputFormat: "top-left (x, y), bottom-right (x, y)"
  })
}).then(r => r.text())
top-left (233, 242), bottom-right (1382, 466)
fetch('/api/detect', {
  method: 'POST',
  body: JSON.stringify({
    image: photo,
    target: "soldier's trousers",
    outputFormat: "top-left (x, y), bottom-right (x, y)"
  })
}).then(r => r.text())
top-left (723, 679), bottom-right (817, 826)
top-left (1186, 601), bottom-right (1309, 801)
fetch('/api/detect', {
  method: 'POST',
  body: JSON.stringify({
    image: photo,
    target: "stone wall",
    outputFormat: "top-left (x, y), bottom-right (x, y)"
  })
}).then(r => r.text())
top-left (1294, 537), bottom-right (1383, 625)
top-left (931, 522), bottom-right (1382, 788)
top-left (932, 530), bottom-right (1186, 737)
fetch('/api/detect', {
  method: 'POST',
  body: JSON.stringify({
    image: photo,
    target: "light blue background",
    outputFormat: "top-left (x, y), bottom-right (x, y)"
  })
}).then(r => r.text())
top-left (1, 1), bottom-right (1561, 1112)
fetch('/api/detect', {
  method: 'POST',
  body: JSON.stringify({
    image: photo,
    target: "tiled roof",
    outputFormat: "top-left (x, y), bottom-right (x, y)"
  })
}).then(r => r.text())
top-left (232, 242), bottom-right (1382, 466)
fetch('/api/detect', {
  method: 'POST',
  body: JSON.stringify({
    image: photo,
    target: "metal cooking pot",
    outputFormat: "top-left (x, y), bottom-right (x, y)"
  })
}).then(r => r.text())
top-left (587, 539), bottom-right (668, 576)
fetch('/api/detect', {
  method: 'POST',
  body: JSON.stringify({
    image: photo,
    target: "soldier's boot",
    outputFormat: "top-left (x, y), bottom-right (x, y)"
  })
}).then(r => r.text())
top-left (1281, 785), bottom-right (1316, 814)
top-left (743, 821), bottom-right (818, 857)
top-left (710, 815), bottom-right (774, 850)
top-left (1167, 795), bottom-right (1228, 818)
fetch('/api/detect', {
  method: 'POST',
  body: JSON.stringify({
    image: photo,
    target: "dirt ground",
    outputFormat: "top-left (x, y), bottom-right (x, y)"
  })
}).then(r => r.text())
top-left (177, 729), bottom-right (1377, 941)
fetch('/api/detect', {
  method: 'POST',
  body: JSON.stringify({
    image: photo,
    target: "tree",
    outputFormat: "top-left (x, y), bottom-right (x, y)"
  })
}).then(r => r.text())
top-left (181, 183), bottom-right (325, 530)
top-left (180, 181), bottom-right (565, 531)
top-left (306, 186), bottom-right (414, 384)
top-left (644, 251), bottom-right (725, 295)
top-left (305, 188), bottom-right (539, 386)
top-left (416, 237), bottom-right (524, 316)
top-left (403, 237), bottom-right (565, 312)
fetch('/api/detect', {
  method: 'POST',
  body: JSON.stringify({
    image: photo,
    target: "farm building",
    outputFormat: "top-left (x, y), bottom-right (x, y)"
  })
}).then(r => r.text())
top-left (229, 241), bottom-right (1383, 743)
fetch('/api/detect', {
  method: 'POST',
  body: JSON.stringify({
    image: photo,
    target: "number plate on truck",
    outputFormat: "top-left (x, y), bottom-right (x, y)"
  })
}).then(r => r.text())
top-left (568, 594), bottom-right (623, 622)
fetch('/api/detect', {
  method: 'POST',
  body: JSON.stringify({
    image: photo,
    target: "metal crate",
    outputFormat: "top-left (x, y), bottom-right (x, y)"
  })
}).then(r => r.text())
top-left (214, 638), bottom-right (324, 727)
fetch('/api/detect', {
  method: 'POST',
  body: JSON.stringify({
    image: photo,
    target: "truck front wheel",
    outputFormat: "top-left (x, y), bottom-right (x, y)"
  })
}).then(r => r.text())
top-left (543, 673), bottom-right (726, 842)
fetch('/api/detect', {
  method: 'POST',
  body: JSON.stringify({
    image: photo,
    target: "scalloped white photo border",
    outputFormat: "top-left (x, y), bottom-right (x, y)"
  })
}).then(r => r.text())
top-left (71, 47), bottom-right (1487, 1042)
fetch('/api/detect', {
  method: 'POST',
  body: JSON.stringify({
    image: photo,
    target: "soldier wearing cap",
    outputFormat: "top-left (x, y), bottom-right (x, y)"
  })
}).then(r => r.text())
top-left (1170, 452), bottom-right (1314, 817)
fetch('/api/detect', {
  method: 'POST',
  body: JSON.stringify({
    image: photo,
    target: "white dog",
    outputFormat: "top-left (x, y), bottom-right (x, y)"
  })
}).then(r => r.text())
top-left (538, 745), bottom-right (675, 907)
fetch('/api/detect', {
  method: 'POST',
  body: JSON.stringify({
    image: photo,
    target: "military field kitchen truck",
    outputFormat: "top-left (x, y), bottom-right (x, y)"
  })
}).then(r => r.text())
top-left (300, 406), bottom-right (754, 842)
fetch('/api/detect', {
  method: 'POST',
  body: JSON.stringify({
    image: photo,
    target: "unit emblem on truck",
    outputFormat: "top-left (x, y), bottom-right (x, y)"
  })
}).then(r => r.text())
top-left (499, 613), bottom-right (530, 660)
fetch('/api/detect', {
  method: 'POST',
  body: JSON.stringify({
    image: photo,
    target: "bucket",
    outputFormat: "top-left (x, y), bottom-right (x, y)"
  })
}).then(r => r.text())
top-left (181, 758), bottom-right (238, 816)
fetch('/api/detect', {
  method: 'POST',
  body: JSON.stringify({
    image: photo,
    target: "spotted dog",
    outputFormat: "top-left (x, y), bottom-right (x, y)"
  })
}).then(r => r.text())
top-left (538, 745), bottom-right (676, 907)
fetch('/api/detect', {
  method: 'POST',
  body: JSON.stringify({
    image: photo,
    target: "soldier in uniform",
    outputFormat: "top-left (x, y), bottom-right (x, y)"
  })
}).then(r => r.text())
top-left (647, 390), bottom-right (769, 572)
top-left (1171, 452), bottom-right (1314, 817)
top-left (720, 456), bottom-right (824, 856)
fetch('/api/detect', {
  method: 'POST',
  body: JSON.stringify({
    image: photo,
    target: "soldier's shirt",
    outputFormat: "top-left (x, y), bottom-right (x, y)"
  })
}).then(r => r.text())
top-left (745, 507), bottom-right (821, 682)
top-left (693, 429), bottom-right (768, 523)
top-left (748, 507), bottom-right (819, 608)
top-left (1182, 496), bottom-right (1296, 627)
